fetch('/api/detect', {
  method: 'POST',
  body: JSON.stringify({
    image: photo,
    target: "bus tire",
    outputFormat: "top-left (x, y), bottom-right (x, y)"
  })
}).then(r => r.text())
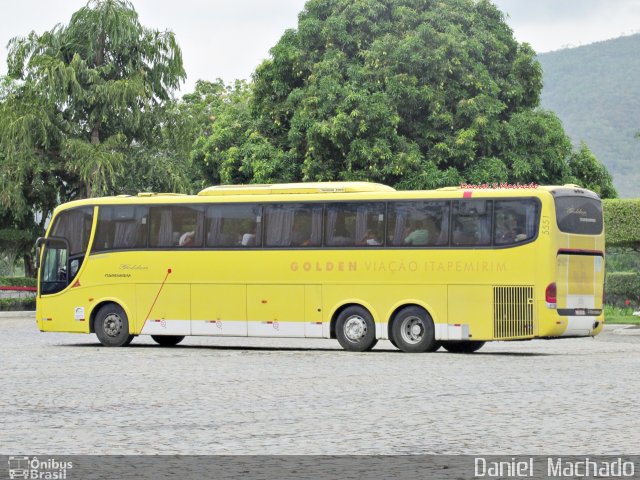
top-left (94, 304), bottom-right (134, 347)
top-left (426, 341), bottom-right (441, 353)
top-left (151, 335), bottom-right (185, 346)
top-left (391, 306), bottom-right (437, 353)
top-left (441, 341), bottom-right (485, 353)
top-left (389, 331), bottom-right (440, 352)
top-left (336, 306), bottom-right (378, 352)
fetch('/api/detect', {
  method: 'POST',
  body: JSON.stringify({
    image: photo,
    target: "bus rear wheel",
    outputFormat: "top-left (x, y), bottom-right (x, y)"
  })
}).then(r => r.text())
top-left (151, 335), bottom-right (185, 346)
top-left (95, 304), bottom-right (134, 347)
top-left (441, 341), bottom-right (485, 353)
top-left (336, 306), bottom-right (378, 352)
top-left (391, 306), bottom-right (437, 353)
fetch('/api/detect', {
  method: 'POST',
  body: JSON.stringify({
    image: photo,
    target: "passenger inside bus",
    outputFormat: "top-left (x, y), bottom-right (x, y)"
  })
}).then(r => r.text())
top-left (404, 220), bottom-right (430, 245)
top-left (291, 212), bottom-right (312, 246)
top-left (241, 224), bottom-right (257, 246)
top-left (361, 229), bottom-right (382, 246)
top-left (495, 212), bottom-right (520, 244)
top-left (178, 231), bottom-right (195, 247)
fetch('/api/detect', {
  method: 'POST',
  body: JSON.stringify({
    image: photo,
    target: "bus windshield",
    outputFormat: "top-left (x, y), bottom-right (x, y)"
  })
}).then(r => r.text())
top-left (42, 207), bottom-right (94, 293)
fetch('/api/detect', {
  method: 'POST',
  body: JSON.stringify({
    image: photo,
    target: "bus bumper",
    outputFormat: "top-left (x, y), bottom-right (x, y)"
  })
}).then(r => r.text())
top-left (538, 309), bottom-right (604, 338)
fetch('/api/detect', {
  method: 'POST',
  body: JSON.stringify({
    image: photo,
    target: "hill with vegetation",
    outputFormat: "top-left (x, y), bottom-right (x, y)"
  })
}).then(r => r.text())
top-left (538, 34), bottom-right (640, 198)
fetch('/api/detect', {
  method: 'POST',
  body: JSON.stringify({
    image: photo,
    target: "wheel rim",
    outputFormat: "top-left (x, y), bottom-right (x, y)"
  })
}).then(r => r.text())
top-left (103, 313), bottom-right (123, 338)
top-left (400, 316), bottom-right (425, 345)
top-left (344, 315), bottom-right (367, 343)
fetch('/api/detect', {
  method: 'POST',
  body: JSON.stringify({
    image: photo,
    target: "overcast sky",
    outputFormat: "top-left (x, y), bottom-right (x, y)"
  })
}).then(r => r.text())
top-left (1, 0), bottom-right (639, 94)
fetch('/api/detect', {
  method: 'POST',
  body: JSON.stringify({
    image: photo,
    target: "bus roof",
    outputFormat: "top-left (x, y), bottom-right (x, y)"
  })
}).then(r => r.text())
top-left (52, 182), bottom-right (599, 212)
top-left (197, 181), bottom-right (395, 196)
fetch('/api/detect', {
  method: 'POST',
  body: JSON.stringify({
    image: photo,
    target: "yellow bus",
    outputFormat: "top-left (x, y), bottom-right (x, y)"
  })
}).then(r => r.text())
top-left (35, 182), bottom-right (605, 353)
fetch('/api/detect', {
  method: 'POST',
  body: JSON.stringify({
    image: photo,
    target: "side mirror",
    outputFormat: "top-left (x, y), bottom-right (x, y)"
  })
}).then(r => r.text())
top-left (34, 237), bottom-right (45, 270)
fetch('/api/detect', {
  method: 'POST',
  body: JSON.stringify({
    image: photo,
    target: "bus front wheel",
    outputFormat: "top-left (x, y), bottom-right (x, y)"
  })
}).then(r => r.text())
top-left (441, 341), bottom-right (485, 353)
top-left (391, 306), bottom-right (438, 353)
top-left (336, 306), bottom-right (378, 352)
top-left (151, 335), bottom-right (185, 347)
top-left (95, 304), bottom-right (134, 347)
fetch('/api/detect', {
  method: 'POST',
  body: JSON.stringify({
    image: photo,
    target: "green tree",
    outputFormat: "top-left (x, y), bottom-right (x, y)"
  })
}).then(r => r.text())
top-left (194, 0), bottom-right (614, 194)
top-left (189, 79), bottom-right (297, 186)
top-left (0, 203), bottom-right (36, 276)
top-left (0, 0), bottom-right (187, 274)
top-left (567, 143), bottom-right (617, 198)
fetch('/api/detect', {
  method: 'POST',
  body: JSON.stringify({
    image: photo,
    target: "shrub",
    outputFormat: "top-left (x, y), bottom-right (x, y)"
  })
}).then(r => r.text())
top-left (0, 277), bottom-right (36, 287)
top-left (605, 272), bottom-right (640, 308)
top-left (0, 297), bottom-right (36, 311)
top-left (604, 199), bottom-right (640, 248)
top-left (606, 247), bottom-right (640, 273)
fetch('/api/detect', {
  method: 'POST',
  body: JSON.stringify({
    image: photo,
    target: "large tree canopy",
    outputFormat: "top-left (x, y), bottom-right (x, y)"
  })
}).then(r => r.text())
top-left (187, 79), bottom-right (297, 186)
top-left (0, 0), bottom-right (188, 273)
top-left (194, 0), bottom-right (615, 196)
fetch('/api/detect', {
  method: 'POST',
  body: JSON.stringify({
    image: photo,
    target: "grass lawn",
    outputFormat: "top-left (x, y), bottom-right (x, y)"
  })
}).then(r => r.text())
top-left (604, 305), bottom-right (640, 325)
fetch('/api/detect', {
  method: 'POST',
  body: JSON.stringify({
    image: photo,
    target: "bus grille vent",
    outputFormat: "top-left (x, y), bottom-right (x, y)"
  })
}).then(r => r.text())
top-left (493, 286), bottom-right (534, 339)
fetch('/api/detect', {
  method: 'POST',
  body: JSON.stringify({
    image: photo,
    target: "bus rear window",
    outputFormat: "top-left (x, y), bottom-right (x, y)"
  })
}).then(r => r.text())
top-left (555, 196), bottom-right (603, 235)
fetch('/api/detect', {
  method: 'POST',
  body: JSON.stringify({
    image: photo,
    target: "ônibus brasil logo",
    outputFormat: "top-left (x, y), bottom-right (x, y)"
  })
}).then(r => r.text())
top-left (8, 456), bottom-right (73, 479)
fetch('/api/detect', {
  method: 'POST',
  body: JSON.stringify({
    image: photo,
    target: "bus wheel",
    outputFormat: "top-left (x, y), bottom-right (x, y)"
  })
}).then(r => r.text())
top-left (95, 304), bottom-right (134, 347)
top-left (391, 306), bottom-right (437, 353)
top-left (441, 341), bottom-right (485, 353)
top-left (151, 335), bottom-right (185, 347)
top-left (336, 306), bottom-right (378, 352)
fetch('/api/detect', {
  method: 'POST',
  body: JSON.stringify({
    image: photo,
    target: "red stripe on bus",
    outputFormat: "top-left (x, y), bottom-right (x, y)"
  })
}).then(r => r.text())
top-left (463, 191), bottom-right (473, 198)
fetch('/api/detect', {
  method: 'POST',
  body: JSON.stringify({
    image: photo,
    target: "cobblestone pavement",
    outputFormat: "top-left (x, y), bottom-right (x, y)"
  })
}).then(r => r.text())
top-left (1, 314), bottom-right (639, 455)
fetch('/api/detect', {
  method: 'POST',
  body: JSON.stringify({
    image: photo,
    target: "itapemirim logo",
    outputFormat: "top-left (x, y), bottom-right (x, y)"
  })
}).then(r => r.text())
top-left (8, 456), bottom-right (73, 479)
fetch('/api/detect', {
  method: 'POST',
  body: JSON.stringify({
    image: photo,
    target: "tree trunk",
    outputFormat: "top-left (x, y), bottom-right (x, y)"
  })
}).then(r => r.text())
top-left (91, 126), bottom-right (100, 145)
top-left (23, 252), bottom-right (35, 278)
top-left (5, 250), bottom-right (17, 277)
top-left (87, 126), bottom-right (101, 197)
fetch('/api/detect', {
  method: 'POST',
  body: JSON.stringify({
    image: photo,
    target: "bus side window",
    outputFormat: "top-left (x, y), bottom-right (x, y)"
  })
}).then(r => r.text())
top-left (387, 201), bottom-right (449, 247)
top-left (149, 206), bottom-right (204, 248)
top-left (94, 206), bottom-right (149, 251)
top-left (264, 204), bottom-right (323, 247)
top-left (207, 204), bottom-right (262, 248)
top-left (451, 200), bottom-right (492, 247)
top-left (494, 199), bottom-right (539, 246)
top-left (325, 203), bottom-right (385, 247)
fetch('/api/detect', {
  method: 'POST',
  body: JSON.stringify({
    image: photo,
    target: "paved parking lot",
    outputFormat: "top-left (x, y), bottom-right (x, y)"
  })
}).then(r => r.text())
top-left (1, 313), bottom-right (638, 455)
